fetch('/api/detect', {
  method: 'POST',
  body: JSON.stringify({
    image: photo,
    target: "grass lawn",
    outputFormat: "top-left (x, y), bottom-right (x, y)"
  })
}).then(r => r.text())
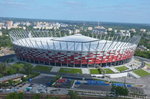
top-left (59, 68), bottom-right (82, 74)
top-left (103, 68), bottom-right (114, 74)
top-left (133, 69), bottom-right (150, 77)
top-left (146, 63), bottom-right (150, 67)
top-left (33, 65), bottom-right (52, 72)
top-left (90, 69), bottom-right (101, 74)
top-left (115, 66), bottom-right (129, 72)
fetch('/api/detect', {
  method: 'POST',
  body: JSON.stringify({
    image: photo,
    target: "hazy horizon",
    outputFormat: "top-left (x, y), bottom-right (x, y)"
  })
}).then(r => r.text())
top-left (0, 0), bottom-right (150, 24)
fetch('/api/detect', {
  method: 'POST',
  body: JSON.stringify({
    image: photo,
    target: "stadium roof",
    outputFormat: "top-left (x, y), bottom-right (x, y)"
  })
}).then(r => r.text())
top-left (14, 34), bottom-right (136, 51)
top-left (54, 34), bottom-right (98, 42)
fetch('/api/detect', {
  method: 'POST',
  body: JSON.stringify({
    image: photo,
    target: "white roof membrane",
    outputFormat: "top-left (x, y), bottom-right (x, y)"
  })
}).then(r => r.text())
top-left (13, 34), bottom-right (136, 51)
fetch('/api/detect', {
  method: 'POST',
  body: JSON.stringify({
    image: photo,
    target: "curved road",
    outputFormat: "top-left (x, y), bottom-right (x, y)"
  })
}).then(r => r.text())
top-left (0, 54), bottom-right (15, 62)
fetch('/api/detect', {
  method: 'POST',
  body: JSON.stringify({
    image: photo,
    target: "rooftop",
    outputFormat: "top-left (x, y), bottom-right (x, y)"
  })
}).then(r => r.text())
top-left (0, 74), bottom-right (26, 82)
top-left (54, 34), bottom-right (98, 42)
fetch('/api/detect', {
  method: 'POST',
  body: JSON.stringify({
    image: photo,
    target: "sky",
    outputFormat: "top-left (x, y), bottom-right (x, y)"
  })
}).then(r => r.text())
top-left (0, 0), bottom-right (150, 24)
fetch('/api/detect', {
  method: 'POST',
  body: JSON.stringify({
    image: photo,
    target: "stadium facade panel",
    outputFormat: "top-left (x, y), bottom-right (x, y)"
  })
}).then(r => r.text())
top-left (9, 30), bottom-right (141, 67)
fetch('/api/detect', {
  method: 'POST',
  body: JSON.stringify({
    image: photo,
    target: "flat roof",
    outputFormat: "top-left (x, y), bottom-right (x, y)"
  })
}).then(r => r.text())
top-left (0, 74), bottom-right (25, 82)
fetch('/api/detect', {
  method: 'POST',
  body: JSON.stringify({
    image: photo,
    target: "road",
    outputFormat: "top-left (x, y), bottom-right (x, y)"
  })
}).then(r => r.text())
top-left (0, 54), bottom-right (15, 62)
top-left (135, 56), bottom-right (150, 62)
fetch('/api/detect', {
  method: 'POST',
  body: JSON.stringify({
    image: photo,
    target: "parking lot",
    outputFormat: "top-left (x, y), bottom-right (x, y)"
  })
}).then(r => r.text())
top-left (30, 74), bottom-right (56, 86)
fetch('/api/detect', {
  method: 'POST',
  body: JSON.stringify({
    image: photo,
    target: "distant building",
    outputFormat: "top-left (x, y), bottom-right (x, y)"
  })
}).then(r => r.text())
top-left (0, 31), bottom-right (2, 36)
top-left (68, 30), bottom-right (73, 34)
top-left (13, 22), bottom-right (20, 27)
top-left (22, 27), bottom-right (26, 30)
top-left (115, 30), bottom-right (130, 37)
top-left (6, 21), bottom-right (13, 27)
top-left (93, 28), bottom-right (107, 34)
top-left (107, 28), bottom-right (113, 32)
top-left (137, 45), bottom-right (149, 51)
top-left (129, 28), bottom-right (136, 33)
top-left (0, 22), bottom-right (4, 29)
top-left (146, 32), bottom-right (150, 35)
top-left (140, 29), bottom-right (146, 32)
top-left (114, 30), bottom-right (118, 33)
top-left (95, 26), bottom-right (105, 29)
top-left (74, 29), bottom-right (80, 34)
top-left (93, 26), bottom-right (107, 34)
top-left (87, 27), bottom-right (93, 30)
top-left (22, 21), bottom-right (31, 26)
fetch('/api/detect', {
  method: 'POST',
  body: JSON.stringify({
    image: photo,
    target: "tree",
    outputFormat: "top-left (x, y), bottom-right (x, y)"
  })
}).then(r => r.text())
top-left (12, 63), bottom-right (24, 73)
top-left (6, 67), bottom-right (17, 75)
top-left (6, 92), bottom-right (24, 99)
top-left (111, 85), bottom-right (129, 97)
top-left (33, 94), bottom-right (40, 99)
top-left (47, 96), bottom-right (59, 99)
top-left (68, 91), bottom-right (80, 99)
top-left (22, 63), bottom-right (33, 75)
top-left (8, 80), bottom-right (13, 86)
top-left (0, 63), bottom-right (7, 75)
top-left (135, 50), bottom-right (150, 59)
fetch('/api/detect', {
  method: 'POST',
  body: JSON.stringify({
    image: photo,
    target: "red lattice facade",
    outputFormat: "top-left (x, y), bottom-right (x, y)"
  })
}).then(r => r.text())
top-left (14, 45), bottom-right (135, 66)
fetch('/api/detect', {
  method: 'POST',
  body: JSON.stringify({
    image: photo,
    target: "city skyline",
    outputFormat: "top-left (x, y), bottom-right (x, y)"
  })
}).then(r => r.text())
top-left (0, 0), bottom-right (150, 24)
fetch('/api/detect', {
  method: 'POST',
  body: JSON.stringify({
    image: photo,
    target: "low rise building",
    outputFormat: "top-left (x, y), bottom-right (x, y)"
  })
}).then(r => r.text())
top-left (115, 30), bottom-right (131, 37)
top-left (107, 28), bottom-right (113, 32)
top-left (0, 74), bottom-right (27, 83)
top-left (0, 31), bottom-right (2, 36)
top-left (87, 27), bottom-right (93, 31)
top-left (140, 29), bottom-right (146, 32)
top-left (130, 28), bottom-right (136, 33)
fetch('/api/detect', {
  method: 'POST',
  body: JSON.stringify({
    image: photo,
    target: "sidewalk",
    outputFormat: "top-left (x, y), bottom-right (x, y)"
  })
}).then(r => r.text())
top-left (51, 67), bottom-right (60, 72)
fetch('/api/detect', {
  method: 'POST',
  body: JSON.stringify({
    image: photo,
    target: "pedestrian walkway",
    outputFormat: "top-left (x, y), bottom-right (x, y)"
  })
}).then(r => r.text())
top-left (142, 68), bottom-right (150, 73)
top-left (125, 65), bottom-right (132, 70)
top-left (109, 67), bottom-right (119, 73)
top-left (128, 71), bottom-right (140, 78)
top-left (71, 80), bottom-right (76, 88)
top-left (51, 67), bottom-right (60, 72)
top-left (82, 68), bottom-right (90, 74)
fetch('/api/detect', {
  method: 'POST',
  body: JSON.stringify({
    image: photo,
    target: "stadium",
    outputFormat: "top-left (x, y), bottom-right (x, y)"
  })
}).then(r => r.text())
top-left (9, 30), bottom-right (141, 68)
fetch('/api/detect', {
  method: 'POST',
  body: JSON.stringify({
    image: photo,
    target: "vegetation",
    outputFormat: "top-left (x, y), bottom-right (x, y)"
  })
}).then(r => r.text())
top-left (47, 96), bottom-right (59, 99)
top-left (135, 50), bottom-right (150, 59)
top-left (6, 92), bottom-right (24, 99)
top-left (115, 66), bottom-right (128, 72)
top-left (90, 69), bottom-right (101, 74)
top-left (111, 85), bottom-right (129, 96)
top-left (138, 36), bottom-right (150, 49)
top-left (0, 30), bottom-right (12, 47)
top-left (103, 68), bottom-right (114, 74)
top-left (33, 94), bottom-right (41, 99)
top-left (146, 63), bottom-right (150, 67)
top-left (59, 68), bottom-right (82, 74)
top-left (0, 80), bottom-right (21, 88)
top-left (6, 93), bottom-right (59, 99)
top-left (0, 62), bottom-right (24, 76)
top-left (33, 65), bottom-right (52, 72)
top-left (133, 69), bottom-right (150, 77)
top-left (68, 91), bottom-right (81, 99)
top-left (0, 62), bottom-right (40, 84)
